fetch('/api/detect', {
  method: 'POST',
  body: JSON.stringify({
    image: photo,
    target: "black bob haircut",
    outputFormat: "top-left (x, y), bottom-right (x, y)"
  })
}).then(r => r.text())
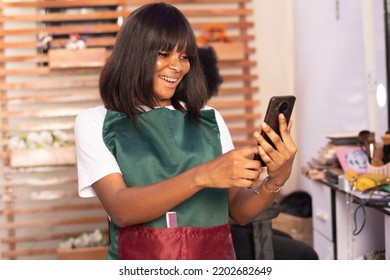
top-left (99, 2), bottom-right (208, 121)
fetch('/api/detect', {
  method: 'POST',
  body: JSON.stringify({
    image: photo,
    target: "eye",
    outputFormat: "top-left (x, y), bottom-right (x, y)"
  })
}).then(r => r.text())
top-left (180, 54), bottom-right (190, 60)
top-left (158, 51), bottom-right (170, 58)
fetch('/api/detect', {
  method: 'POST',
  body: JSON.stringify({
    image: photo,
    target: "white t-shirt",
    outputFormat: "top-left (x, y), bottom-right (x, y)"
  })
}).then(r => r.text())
top-left (74, 105), bottom-right (234, 198)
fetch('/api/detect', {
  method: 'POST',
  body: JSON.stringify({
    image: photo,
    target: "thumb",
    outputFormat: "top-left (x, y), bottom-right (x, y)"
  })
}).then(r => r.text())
top-left (240, 146), bottom-right (259, 159)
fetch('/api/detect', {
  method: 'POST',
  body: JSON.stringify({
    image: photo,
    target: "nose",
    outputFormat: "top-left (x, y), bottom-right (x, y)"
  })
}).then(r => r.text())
top-left (169, 56), bottom-right (183, 72)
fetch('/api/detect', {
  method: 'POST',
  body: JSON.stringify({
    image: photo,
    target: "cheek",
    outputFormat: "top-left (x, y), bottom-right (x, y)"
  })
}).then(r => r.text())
top-left (155, 59), bottom-right (164, 71)
top-left (183, 61), bottom-right (190, 74)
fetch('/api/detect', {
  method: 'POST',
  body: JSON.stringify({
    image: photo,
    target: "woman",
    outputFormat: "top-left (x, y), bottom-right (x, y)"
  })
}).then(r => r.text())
top-left (74, 2), bottom-right (297, 260)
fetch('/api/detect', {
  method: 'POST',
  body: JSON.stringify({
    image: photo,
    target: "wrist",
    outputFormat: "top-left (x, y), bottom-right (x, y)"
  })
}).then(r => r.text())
top-left (192, 166), bottom-right (208, 190)
top-left (254, 176), bottom-right (284, 194)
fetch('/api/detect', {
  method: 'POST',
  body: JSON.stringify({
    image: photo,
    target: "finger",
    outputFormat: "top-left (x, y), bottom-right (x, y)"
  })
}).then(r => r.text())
top-left (253, 128), bottom-right (278, 159)
top-left (256, 122), bottom-right (278, 146)
top-left (239, 145), bottom-right (261, 159)
top-left (287, 120), bottom-right (293, 132)
top-left (277, 113), bottom-right (288, 139)
top-left (240, 168), bottom-right (261, 181)
top-left (278, 114), bottom-right (295, 146)
top-left (261, 120), bottom-right (283, 149)
top-left (256, 143), bottom-right (274, 166)
top-left (237, 147), bottom-right (263, 171)
top-left (280, 121), bottom-right (296, 148)
top-left (235, 178), bottom-right (257, 188)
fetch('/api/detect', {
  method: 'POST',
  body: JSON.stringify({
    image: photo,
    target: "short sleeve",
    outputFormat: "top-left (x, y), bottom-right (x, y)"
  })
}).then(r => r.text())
top-left (74, 106), bottom-right (121, 198)
top-left (208, 107), bottom-right (235, 153)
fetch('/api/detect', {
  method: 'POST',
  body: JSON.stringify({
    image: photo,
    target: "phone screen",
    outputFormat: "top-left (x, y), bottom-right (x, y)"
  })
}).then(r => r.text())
top-left (254, 95), bottom-right (296, 166)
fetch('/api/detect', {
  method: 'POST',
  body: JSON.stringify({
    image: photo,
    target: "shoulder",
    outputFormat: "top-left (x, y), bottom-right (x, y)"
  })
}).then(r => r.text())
top-left (202, 105), bottom-right (234, 152)
top-left (75, 105), bottom-right (107, 128)
top-left (201, 105), bottom-right (224, 121)
top-left (76, 105), bottom-right (107, 120)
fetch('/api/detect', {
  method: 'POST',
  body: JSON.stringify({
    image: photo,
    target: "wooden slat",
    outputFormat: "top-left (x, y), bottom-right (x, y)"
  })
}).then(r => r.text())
top-left (221, 74), bottom-right (258, 82)
top-left (51, 36), bottom-right (117, 48)
top-left (0, 189), bottom-right (78, 203)
top-left (0, 41), bottom-right (38, 49)
top-left (1, 226), bottom-right (107, 245)
top-left (221, 112), bottom-right (261, 122)
top-left (0, 107), bottom-right (88, 118)
top-left (1, 10), bottom-right (127, 23)
top-left (0, 177), bottom-right (78, 189)
top-left (1, 247), bottom-right (57, 259)
top-left (208, 99), bottom-right (259, 108)
top-left (0, 66), bottom-right (102, 76)
top-left (218, 86), bottom-right (259, 96)
top-left (0, 121), bottom-right (77, 133)
top-left (218, 60), bottom-right (257, 68)
top-left (0, 67), bottom-right (51, 76)
top-left (0, 24), bottom-right (121, 36)
top-left (0, 0), bottom-right (251, 9)
top-left (0, 216), bottom-right (108, 230)
top-left (228, 126), bottom-right (258, 135)
top-left (0, 203), bottom-right (103, 216)
top-left (0, 53), bottom-right (47, 63)
top-left (1, 79), bottom-right (99, 90)
top-left (2, 92), bottom-right (99, 104)
top-left (233, 138), bottom-right (257, 147)
top-left (0, 166), bottom-right (77, 176)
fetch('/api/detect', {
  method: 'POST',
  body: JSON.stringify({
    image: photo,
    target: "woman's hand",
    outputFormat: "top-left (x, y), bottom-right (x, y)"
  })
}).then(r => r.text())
top-left (254, 113), bottom-right (297, 187)
top-left (195, 146), bottom-right (264, 189)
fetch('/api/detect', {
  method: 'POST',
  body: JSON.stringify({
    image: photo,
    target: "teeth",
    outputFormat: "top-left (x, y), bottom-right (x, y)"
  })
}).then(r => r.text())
top-left (160, 75), bottom-right (178, 83)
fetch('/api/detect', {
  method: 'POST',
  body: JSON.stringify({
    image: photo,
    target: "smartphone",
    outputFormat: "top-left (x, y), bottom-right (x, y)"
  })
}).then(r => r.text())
top-left (254, 95), bottom-right (296, 166)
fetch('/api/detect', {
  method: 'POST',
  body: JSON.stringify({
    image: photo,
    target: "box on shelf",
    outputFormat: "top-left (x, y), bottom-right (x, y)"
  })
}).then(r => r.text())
top-left (57, 246), bottom-right (108, 260)
top-left (10, 146), bottom-right (76, 168)
top-left (48, 48), bottom-right (107, 69)
top-left (202, 42), bottom-right (245, 61)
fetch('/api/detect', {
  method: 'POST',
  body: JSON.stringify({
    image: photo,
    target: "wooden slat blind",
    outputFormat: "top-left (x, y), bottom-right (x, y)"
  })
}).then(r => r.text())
top-left (0, 0), bottom-right (259, 259)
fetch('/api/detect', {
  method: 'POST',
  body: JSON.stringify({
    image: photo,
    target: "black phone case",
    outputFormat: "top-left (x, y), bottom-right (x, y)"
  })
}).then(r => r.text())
top-left (254, 95), bottom-right (296, 166)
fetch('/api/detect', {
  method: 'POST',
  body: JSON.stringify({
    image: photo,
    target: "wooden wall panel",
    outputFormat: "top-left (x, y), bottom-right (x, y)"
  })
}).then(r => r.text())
top-left (0, 0), bottom-right (259, 259)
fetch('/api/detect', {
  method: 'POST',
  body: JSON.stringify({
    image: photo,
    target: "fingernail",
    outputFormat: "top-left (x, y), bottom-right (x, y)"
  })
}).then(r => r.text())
top-left (261, 122), bottom-right (267, 129)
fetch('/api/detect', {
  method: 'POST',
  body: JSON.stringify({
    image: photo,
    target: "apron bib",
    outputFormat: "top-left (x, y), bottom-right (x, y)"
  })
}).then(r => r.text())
top-left (102, 107), bottom-right (235, 259)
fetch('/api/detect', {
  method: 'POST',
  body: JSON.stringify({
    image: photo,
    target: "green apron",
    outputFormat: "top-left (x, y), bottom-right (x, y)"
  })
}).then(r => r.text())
top-left (102, 107), bottom-right (234, 259)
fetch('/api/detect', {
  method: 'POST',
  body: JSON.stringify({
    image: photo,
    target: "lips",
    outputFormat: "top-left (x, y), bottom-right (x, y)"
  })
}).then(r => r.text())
top-left (159, 75), bottom-right (179, 84)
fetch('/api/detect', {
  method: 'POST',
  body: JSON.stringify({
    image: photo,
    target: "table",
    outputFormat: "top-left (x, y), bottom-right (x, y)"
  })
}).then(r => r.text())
top-left (304, 176), bottom-right (390, 260)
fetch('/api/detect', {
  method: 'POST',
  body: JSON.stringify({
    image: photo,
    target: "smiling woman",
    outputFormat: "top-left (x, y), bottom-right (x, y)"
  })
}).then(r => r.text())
top-left (74, 2), bottom-right (297, 260)
top-left (0, 0), bottom-right (262, 261)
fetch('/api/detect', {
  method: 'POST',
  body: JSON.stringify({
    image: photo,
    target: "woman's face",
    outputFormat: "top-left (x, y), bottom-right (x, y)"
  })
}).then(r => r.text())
top-left (153, 45), bottom-right (190, 106)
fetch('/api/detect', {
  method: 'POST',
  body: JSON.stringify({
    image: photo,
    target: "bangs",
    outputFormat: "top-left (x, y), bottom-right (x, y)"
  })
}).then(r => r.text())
top-left (151, 6), bottom-right (196, 56)
top-left (159, 26), bottom-right (196, 55)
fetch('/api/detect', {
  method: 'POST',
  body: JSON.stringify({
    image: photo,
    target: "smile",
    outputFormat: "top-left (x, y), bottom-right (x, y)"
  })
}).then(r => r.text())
top-left (159, 75), bottom-right (179, 83)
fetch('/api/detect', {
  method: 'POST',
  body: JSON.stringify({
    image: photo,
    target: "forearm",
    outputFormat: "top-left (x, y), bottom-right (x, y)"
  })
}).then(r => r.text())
top-left (94, 167), bottom-right (206, 227)
top-left (228, 178), bottom-right (281, 225)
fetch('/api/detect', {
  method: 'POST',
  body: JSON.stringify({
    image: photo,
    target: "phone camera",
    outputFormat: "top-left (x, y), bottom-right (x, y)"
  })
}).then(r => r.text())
top-left (279, 102), bottom-right (289, 113)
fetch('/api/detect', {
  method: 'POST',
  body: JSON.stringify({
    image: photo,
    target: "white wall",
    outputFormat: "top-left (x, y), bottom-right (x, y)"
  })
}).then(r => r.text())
top-left (250, 1), bottom-right (298, 193)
